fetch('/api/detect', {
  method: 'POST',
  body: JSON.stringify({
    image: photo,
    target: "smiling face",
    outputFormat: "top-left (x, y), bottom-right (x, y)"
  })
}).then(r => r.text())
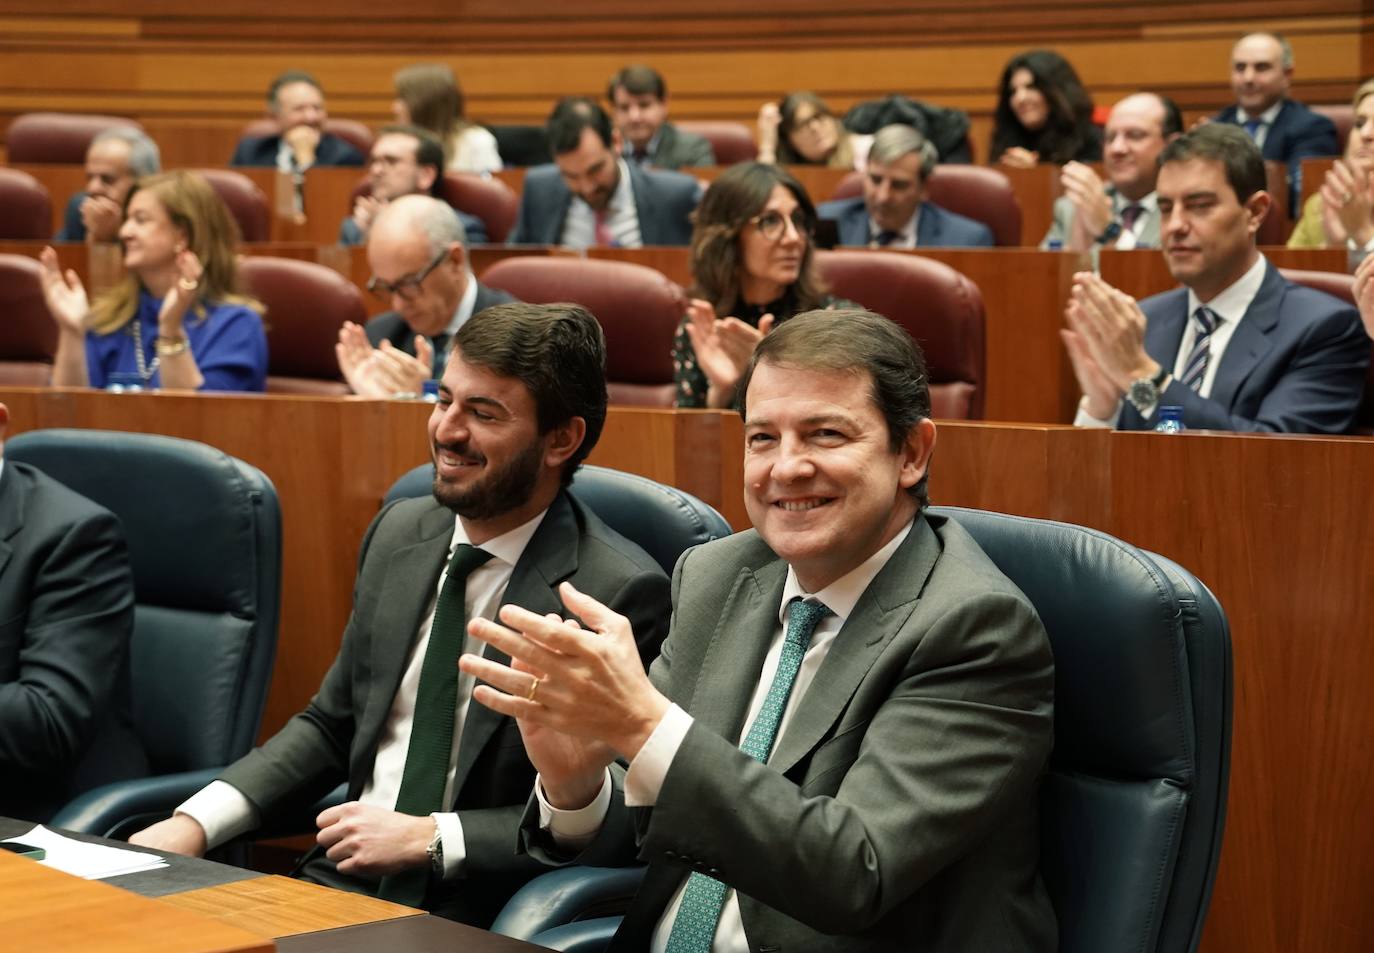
top-left (1103, 94), bottom-right (1170, 199)
top-left (1008, 67), bottom-right (1050, 132)
top-left (738, 184), bottom-right (806, 303)
top-left (274, 80), bottom-right (327, 132)
top-left (742, 361), bottom-right (931, 592)
top-left (118, 189), bottom-right (184, 274)
top-left (1157, 156), bottom-right (1266, 301)
top-left (1230, 34), bottom-right (1290, 115)
top-left (428, 351), bottom-right (556, 534)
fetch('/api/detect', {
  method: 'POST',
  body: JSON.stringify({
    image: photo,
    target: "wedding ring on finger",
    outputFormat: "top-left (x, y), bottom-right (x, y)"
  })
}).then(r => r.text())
top-left (525, 675), bottom-right (541, 702)
top-left (178, 278), bottom-right (200, 291)
top-left (1341, 190), bottom-right (1354, 204)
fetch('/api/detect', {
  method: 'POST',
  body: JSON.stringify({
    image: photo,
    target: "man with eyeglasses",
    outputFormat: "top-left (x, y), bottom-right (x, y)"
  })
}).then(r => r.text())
top-left (509, 97), bottom-right (699, 248)
top-left (817, 124), bottom-right (992, 249)
top-left (129, 301), bottom-right (672, 928)
top-left (334, 195), bottom-right (514, 398)
top-left (338, 126), bottom-right (489, 248)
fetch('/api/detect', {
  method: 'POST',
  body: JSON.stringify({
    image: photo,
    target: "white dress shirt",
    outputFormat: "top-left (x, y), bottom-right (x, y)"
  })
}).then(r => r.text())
top-left (868, 207), bottom-right (920, 249)
top-left (178, 506), bottom-right (549, 879)
top-left (559, 159), bottom-right (643, 250)
top-left (538, 520), bottom-right (915, 953)
top-left (1235, 101), bottom-right (1284, 151)
top-left (1075, 253), bottom-right (1268, 427)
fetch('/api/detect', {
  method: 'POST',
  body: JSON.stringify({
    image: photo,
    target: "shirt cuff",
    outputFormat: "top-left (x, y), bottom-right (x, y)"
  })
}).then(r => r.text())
top-left (177, 780), bottom-right (260, 850)
top-left (537, 768), bottom-right (612, 851)
top-left (1073, 396), bottom-right (1122, 429)
top-left (432, 812), bottom-right (465, 879)
top-left (1347, 234), bottom-right (1374, 254)
top-left (624, 704), bottom-right (693, 807)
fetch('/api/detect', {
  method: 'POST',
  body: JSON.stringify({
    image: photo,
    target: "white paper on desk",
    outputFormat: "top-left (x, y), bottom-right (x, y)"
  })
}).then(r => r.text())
top-left (3, 825), bottom-right (169, 879)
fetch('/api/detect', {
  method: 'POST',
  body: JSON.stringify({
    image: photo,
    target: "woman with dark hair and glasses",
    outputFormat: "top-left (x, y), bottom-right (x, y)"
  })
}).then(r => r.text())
top-left (757, 91), bottom-right (871, 170)
top-left (991, 49), bottom-right (1102, 169)
top-left (673, 162), bottom-right (853, 408)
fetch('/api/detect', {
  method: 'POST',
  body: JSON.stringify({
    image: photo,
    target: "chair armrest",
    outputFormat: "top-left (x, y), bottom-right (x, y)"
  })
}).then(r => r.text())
top-left (490, 865), bottom-right (646, 940)
top-left (49, 767), bottom-right (226, 838)
top-left (530, 915), bottom-right (624, 953)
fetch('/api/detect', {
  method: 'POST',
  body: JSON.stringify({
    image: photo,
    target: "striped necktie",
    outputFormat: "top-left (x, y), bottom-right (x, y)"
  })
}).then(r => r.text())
top-left (1180, 306), bottom-right (1220, 393)
top-left (663, 598), bottom-right (831, 953)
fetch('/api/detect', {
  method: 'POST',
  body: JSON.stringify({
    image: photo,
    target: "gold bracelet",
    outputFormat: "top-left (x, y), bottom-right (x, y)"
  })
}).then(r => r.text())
top-left (155, 335), bottom-right (190, 357)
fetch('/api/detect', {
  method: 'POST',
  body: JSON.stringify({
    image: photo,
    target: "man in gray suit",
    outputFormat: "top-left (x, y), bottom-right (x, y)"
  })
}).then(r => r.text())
top-left (818, 123), bottom-right (994, 248)
top-left (130, 303), bottom-right (672, 928)
top-left (607, 65), bottom-right (715, 170)
top-left (464, 309), bottom-right (1058, 952)
top-left (1043, 92), bottom-right (1182, 256)
top-left (336, 195), bottom-right (513, 398)
top-left (509, 97), bottom-right (699, 248)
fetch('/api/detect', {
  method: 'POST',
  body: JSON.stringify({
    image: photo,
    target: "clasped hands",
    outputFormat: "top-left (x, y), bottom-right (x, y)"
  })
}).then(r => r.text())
top-left (336, 323), bottom-right (434, 397)
top-left (1059, 162), bottom-right (1113, 250)
top-left (684, 299), bottom-right (774, 408)
top-left (460, 581), bottom-right (670, 810)
top-left (1060, 272), bottom-right (1160, 419)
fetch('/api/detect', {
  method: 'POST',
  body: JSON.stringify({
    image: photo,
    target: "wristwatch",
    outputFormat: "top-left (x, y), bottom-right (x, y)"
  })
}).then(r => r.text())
top-left (427, 824), bottom-right (443, 875)
top-left (1127, 365), bottom-right (1171, 416)
top-left (1095, 221), bottom-right (1123, 245)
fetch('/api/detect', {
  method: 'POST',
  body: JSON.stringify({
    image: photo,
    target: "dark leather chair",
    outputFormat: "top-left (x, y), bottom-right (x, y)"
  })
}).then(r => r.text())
top-left (386, 462), bottom-right (731, 576)
top-left (193, 169), bottom-right (271, 242)
top-left (238, 255), bottom-right (365, 395)
top-left (239, 118), bottom-right (374, 158)
top-left (480, 256), bottom-right (686, 406)
top-left (815, 249), bottom-right (985, 419)
top-left (831, 165), bottom-right (1021, 247)
top-left (1278, 268), bottom-right (1372, 433)
top-left (0, 169), bottom-right (53, 240)
top-left (1261, 160), bottom-right (1291, 244)
top-left (674, 120), bottom-right (758, 165)
top-left (0, 254), bottom-right (58, 385)
top-left (5, 112), bottom-right (144, 164)
top-left (491, 507), bottom-right (1233, 953)
top-left (1311, 104), bottom-right (1353, 153)
top-left (488, 124), bottom-right (553, 167)
top-left (6, 430), bottom-right (283, 840)
top-left (440, 171), bottom-right (520, 243)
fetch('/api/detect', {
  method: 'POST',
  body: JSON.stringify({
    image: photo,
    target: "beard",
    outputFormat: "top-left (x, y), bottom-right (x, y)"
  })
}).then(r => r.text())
top-left (430, 436), bottom-right (544, 520)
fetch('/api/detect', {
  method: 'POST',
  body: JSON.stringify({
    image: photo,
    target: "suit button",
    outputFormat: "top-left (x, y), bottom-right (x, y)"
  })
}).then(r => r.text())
top-left (709, 868), bottom-right (720, 877)
top-left (664, 850), bottom-right (677, 860)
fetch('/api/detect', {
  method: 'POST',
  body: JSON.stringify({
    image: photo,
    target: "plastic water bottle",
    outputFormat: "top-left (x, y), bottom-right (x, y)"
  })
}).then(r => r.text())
top-left (420, 379), bottom-right (441, 403)
top-left (1154, 405), bottom-right (1185, 433)
top-left (106, 372), bottom-right (145, 393)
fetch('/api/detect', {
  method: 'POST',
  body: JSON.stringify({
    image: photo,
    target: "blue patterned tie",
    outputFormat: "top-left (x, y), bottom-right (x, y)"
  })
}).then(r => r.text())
top-left (1242, 118), bottom-right (1263, 141)
top-left (663, 598), bottom-right (831, 953)
top-left (1180, 306), bottom-right (1219, 393)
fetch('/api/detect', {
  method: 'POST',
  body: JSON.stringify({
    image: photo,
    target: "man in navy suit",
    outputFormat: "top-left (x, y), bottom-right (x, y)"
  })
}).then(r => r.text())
top-left (230, 70), bottom-right (364, 171)
top-left (817, 124), bottom-right (993, 248)
top-left (54, 128), bottom-right (160, 243)
top-left (509, 97), bottom-right (698, 248)
top-left (1063, 123), bottom-right (1368, 434)
top-left (1213, 32), bottom-right (1338, 210)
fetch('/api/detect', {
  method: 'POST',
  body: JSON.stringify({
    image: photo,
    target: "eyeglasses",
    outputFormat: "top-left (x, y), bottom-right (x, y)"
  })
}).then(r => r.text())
top-left (749, 208), bottom-right (813, 243)
top-left (366, 248), bottom-right (448, 301)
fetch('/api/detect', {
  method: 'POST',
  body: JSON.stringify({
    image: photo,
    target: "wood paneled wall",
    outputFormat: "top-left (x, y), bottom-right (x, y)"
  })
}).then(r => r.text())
top-left (1, 2), bottom-right (1368, 166)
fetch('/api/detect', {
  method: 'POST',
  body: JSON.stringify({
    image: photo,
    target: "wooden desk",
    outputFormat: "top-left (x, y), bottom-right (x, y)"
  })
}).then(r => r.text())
top-left (3, 391), bottom-right (1373, 953)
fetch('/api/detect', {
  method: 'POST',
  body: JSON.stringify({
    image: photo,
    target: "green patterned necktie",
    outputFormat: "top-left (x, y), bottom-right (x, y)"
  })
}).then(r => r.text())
top-left (663, 598), bottom-right (831, 953)
top-left (377, 543), bottom-right (492, 904)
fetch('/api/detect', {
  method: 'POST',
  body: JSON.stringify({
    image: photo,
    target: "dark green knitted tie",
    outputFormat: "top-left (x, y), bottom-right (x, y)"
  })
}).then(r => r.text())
top-left (377, 543), bottom-right (492, 905)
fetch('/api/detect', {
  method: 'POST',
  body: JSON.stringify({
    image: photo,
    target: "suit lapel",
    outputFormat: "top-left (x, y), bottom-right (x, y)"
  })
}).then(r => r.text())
top-left (769, 518), bottom-right (939, 775)
top-left (0, 464), bottom-right (23, 582)
top-left (839, 202), bottom-right (869, 247)
top-left (354, 503), bottom-right (454, 781)
top-left (916, 204), bottom-right (938, 246)
top-left (452, 493), bottom-right (576, 793)
top-left (1209, 264), bottom-right (1282, 411)
top-left (626, 164), bottom-right (658, 245)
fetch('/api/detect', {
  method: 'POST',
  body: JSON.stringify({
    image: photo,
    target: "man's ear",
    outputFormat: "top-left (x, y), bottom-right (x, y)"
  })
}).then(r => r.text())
top-left (1244, 190), bottom-right (1273, 237)
top-left (543, 416), bottom-right (587, 471)
top-left (417, 165), bottom-right (438, 194)
top-left (898, 418), bottom-right (938, 491)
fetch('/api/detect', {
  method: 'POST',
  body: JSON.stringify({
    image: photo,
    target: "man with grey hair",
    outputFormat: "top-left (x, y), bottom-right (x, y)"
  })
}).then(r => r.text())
top-left (1213, 31), bottom-right (1337, 208)
top-left (55, 127), bottom-right (160, 243)
top-left (817, 124), bottom-right (992, 248)
top-left (335, 194), bottom-right (514, 397)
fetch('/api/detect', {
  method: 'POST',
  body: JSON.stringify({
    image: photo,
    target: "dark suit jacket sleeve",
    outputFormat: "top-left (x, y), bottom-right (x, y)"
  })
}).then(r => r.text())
top-left (318, 134), bottom-right (365, 167)
top-left (458, 210), bottom-right (489, 245)
top-left (630, 550), bottom-right (1053, 933)
top-left (55, 192), bottom-right (86, 242)
top-left (1280, 103), bottom-right (1340, 162)
top-left (229, 136), bottom-right (267, 168)
top-left (677, 131), bottom-right (716, 168)
top-left (0, 478), bottom-right (134, 780)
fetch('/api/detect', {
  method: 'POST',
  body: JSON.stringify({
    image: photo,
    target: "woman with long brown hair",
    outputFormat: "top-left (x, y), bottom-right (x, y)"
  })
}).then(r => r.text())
top-left (40, 170), bottom-right (267, 392)
top-left (392, 63), bottom-right (503, 174)
top-left (674, 162), bottom-right (852, 408)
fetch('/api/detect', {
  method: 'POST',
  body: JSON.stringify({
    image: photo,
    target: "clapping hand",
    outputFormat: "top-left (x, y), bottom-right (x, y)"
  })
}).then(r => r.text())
top-left (683, 299), bottom-right (775, 408)
top-left (38, 246), bottom-right (90, 336)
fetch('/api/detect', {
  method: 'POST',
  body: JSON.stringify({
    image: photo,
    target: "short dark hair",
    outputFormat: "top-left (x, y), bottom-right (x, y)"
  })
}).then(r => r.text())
top-left (267, 70), bottom-right (322, 108)
top-left (377, 123), bottom-right (446, 197)
top-left (453, 302), bottom-right (608, 486)
top-left (1155, 94), bottom-right (1184, 138)
top-left (607, 65), bottom-right (667, 102)
top-left (738, 309), bottom-right (933, 507)
top-left (1159, 122), bottom-right (1267, 202)
top-left (546, 97), bottom-right (614, 155)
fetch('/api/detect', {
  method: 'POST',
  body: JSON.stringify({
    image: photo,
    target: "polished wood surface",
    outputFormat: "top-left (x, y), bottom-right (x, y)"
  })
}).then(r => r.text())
top-left (161, 875), bottom-right (419, 939)
top-left (0, 848), bottom-right (274, 953)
